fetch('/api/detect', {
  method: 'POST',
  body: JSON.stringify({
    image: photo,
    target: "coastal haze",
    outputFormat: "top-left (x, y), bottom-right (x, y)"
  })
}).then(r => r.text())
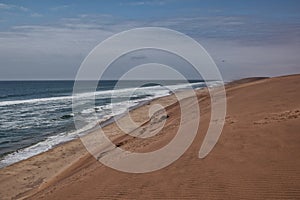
top-left (0, 0), bottom-right (300, 200)
top-left (0, 0), bottom-right (299, 80)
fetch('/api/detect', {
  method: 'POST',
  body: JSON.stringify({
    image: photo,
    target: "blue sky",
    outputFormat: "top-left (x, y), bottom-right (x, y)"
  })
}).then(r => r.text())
top-left (0, 0), bottom-right (299, 80)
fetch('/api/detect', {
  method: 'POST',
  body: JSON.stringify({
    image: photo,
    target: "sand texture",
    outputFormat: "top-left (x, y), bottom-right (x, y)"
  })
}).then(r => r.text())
top-left (0, 74), bottom-right (299, 200)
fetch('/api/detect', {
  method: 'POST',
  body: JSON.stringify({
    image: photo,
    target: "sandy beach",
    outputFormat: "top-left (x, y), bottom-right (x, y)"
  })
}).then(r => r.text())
top-left (0, 74), bottom-right (299, 200)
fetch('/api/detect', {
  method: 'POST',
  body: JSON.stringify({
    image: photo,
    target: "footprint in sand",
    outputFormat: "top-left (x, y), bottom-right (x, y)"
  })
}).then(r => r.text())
top-left (225, 115), bottom-right (237, 124)
top-left (254, 109), bottom-right (300, 125)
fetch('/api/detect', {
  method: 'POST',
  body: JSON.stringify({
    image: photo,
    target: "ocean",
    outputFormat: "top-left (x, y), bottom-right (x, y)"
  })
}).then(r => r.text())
top-left (0, 80), bottom-right (216, 168)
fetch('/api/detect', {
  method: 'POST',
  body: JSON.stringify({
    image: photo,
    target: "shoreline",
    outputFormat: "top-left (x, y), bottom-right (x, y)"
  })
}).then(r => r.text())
top-left (0, 90), bottom-right (176, 169)
top-left (1, 74), bottom-right (299, 199)
top-left (0, 80), bottom-right (213, 169)
top-left (0, 81), bottom-right (209, 169)
top-left (0, 84), bottom-right (184, 199)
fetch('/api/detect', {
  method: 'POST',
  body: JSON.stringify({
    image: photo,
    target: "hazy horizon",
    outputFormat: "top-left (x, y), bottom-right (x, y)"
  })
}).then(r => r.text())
top-left (0, 0), bottom-right (299, 81)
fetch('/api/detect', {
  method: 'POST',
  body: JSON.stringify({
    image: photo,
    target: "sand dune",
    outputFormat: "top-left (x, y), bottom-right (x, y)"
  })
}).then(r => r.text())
top-left (0, 74), bottom-right (299, 199)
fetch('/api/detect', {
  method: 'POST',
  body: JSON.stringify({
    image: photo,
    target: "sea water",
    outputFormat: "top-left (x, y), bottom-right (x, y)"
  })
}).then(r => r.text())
top-left (0, 80), bottom-right (217, 168)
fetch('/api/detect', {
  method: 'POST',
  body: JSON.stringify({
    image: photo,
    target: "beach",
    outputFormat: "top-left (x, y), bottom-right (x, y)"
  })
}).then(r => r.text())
top-left (0, 74), bottom-right (300, 199)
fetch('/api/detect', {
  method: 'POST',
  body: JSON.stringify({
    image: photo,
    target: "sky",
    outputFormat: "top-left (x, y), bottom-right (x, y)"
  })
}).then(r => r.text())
top-left (0, 0), bottom-right (299, 80)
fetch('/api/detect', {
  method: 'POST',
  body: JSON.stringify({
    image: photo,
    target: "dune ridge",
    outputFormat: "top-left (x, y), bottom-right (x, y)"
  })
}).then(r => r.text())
top-left (0, 75), bottom-right (299, 200)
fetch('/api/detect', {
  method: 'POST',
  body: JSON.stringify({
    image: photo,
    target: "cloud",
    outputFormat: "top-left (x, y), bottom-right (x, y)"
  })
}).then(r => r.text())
top-left (50, 5), bottom-right (70, 11)
top-left (0, 3), bottom-right (28, 12)
top-left (0, 13), bottom-right (299, 80)
top-left (0, 15), bottom-right (136, 79)
top-left (201, 39), bottom-right (300, 80)
top-left (148, 16), bottom-right (300, 46)
top-left (120, 0), bottom-right (169, 6)
top-left (30, 13), bottom-right (43, 18)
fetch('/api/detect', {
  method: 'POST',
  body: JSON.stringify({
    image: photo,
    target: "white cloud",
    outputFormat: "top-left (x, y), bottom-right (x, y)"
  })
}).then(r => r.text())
top-left (0, 14), bottom-right (299, 80)
top-left (0, 15), bottom-right (136, 79)
top-left (50, 5), bottom-right (70, 11)
top-left (0, 3), bottom-right (28, 12)
top-left (30, 13), bottom-right (43, 18)
top-left (120, 0), bottom-right (169, 6)
top-left (0, 3), bottom-right (11, 9)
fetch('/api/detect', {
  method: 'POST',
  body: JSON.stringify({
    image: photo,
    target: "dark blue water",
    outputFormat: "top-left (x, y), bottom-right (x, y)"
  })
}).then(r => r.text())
top-left (0, 80), bottom-right (208, 167)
